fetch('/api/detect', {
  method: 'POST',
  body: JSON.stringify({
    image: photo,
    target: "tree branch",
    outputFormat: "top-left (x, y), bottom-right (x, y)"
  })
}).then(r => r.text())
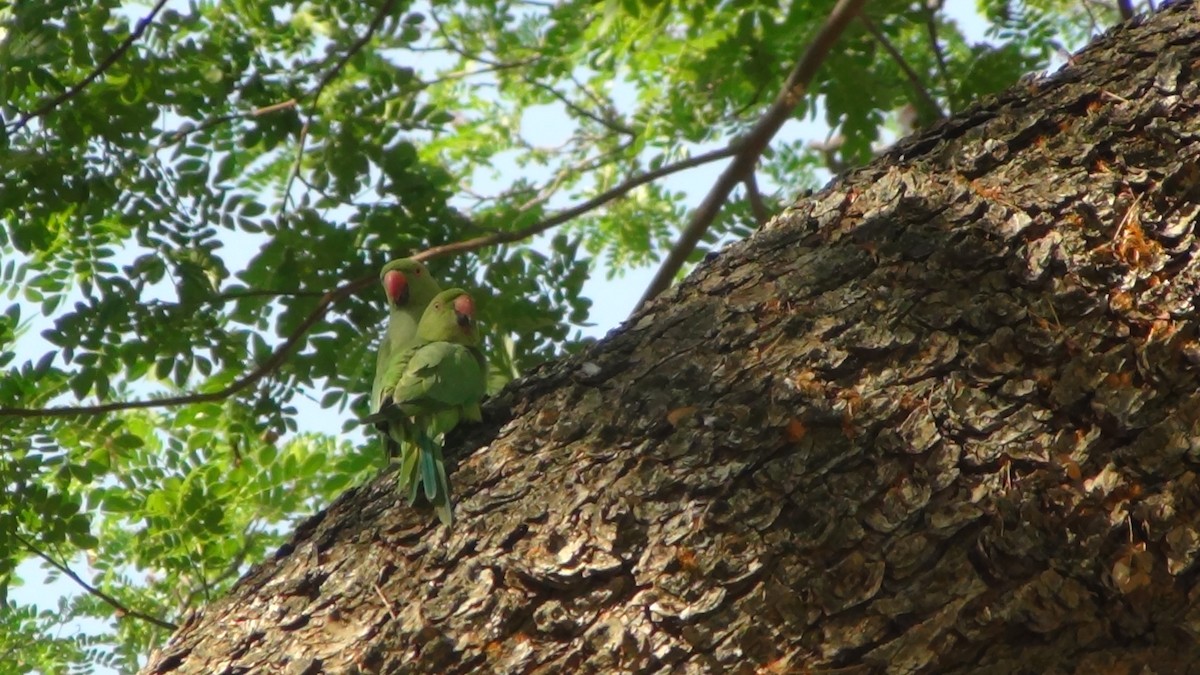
top-left (524, 74), bottom-right (636, 137)
top-left (860, 15), bottom-right (945, 120)
top-left (7, 0), bottom-right (171, 133)
top-left (0, 279), bottom-right (368, 419)
top-left (1117, 0), bottom-right (1135, 21)
top-left (15, 534), bottom-right (177, 631)
top-left (154, 99), bottom-right (298, 152)
top-left (925, 5), bottom-right (953, 105)
top-left (635, 0), bottom-right (869, 311)
top-left (210, 288), bottom-right (328, 303)
top-left (311, 0), bottom-right (400, 107)
top-left (744, 173), bottom-right (770, 227)
top-left (413, 145), bottom-right (739, 260)
top-left (0, 146), bottom-right (734, 419)
top-left (422, 58), bottom-right (539, 88)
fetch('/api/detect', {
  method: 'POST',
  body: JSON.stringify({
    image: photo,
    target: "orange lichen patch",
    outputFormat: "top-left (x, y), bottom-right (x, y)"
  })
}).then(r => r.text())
top-left (756, 652), bottom-right (798, 674)
top-left (1108, 290), bottom-right (1134, 313)
top-left (791, 369), bottom-right (825, 398)
top-left (536, 408), bottom-right (560, 427)
top-left (1178, 339), bottom-right (1200, 365)
top-left (1111, 543), bottom-right (1153, 595)
top-left (1057, 117), bottom-right (1074, 133)
top-left (666, 406), bottom-right (697, 427)
top-left (1147, 318), bottom-right (1177, 342)
top-left (838, 389), bottom-right (863, 440)
top-left (841, 418), bottom-right (858, 440)
top-left (1086, 98), bottom-right (1106, 115)
top-left (675, 547), bottom-right (699, 571)
top-left (784, 418), bottom-right (807, 443)
top-left (857, 239), bottom-right (880, 262)
top-left (970, 179), bottom-right (1004, 201)
top-left (1092, 158), bottom-right (1112, 174)
top-left (1110, 200), bottom-right (1162, 268)
top-left (1104, 370), bottom-right (1134, 389)
top-left (968, 179), bottom-right (1019, 209)
top-left (1057, 453), bottom-right (1083, 482)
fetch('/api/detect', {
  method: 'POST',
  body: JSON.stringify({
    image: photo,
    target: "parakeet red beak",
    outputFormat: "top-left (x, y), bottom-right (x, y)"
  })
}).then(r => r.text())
top-left (384, 270), bottom-right (409, 307)
top-left (453, 293), bottom-right (475, 329)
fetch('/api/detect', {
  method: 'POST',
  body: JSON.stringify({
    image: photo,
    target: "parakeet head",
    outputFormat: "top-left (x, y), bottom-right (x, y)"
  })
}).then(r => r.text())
top-left (418, 288), bottom-right (481, 345)
top-left (379, 258), bottom-right (441, 310)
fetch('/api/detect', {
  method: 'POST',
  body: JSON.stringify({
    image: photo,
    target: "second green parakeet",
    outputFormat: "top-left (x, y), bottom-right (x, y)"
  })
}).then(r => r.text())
top-left (364, 288), bottom-right (487, 527)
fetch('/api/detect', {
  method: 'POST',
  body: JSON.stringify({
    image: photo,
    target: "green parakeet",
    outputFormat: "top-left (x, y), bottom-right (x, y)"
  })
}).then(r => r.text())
top-left (365, 288), bottom-right (487, 526)
top-left (370, 258), bottom-right (442, 457)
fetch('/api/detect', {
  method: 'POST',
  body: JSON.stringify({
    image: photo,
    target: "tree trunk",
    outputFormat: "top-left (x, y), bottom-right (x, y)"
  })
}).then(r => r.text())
top-left (144, 4), bottom-right (1200, 673)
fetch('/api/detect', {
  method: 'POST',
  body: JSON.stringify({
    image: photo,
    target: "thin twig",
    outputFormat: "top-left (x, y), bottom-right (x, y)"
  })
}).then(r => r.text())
top-left (1117, 0), bottom-right (1135, 21)
top-left (0, 146), bottom-right (734, 420)
top-left (280, 0), bottom-right (399, 224)
top-left (924, 5), bottom-right (953, 105)
top-left (413, 145), bottom-right (738, 260)
top-left (636, 0), bottom-right (869, 311)
top-left (7, 0), bottom-right (171, 133)
top-left (211, 288), bottom-right (328, 302)
top-left (279, 121), bottom-right (310, 220)
top-left (154, 99), bottom-right (298, 152)
top-left (860, 15), bottom-right (945, 120)
top-left (311, 0), bottom-right (399, 107)
top-left (374, 583), bottom-right (399, 620)
top-left (744, 173), bottom-right (770, 227)
top-left (568, 72), bottom-right (628, 132)
top-left (0, 279), bottom-right (368, 418)
top-left (16, 534), bottom-right (177, 631)
top-left (422, 58), bottom-right (538, 87)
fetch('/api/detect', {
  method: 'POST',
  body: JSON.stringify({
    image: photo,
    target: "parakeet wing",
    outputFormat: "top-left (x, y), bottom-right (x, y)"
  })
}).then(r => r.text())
top-left (390, 342), bottom-right (487, 410)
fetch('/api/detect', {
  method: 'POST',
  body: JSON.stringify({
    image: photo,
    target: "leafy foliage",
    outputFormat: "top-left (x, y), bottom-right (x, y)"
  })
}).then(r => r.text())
top-left (0, 0), bottom-right (1133, 670)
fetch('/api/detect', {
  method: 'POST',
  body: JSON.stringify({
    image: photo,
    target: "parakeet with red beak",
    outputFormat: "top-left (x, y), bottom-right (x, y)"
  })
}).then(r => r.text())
top-left (364, 288), bottom-right (487, 526)
top-left (370, 258), bottom-right (442, 456)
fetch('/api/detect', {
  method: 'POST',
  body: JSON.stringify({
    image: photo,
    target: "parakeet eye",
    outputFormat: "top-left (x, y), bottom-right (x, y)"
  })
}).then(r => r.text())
top-left (384, 270), bottom-right (409, 306)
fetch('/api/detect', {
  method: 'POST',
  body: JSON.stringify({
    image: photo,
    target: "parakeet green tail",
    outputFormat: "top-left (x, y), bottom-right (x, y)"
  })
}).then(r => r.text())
top-left (396, 430), bottom-right (453, 526)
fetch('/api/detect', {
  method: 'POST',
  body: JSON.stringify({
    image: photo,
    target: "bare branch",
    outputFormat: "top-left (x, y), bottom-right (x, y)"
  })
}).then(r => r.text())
top-left (524, 75), bottom-right (636, 137)
top-left (16, 534), bottom-right (178, 631)
top-left (422, 58), bottom-right (538, 87)
top-left (860, 15), bottom-right (945, 120)
top-left (744, 173), bottom-right (770, 227)
top-left (210, 288), bottom-right (328, 303)
top-left (154, 99), bottom-right (298, 152)
top-left (924, 5), bottom-right (953, 105)
top-left (278, 121), bottom-right (310, 220)
top-left (0, 278), bottom-right (369, 419)
top-left (7, 0), bottom-right (171, 133)
top-left (1117, 0), bottom-right (1135, 21)
top-left (0, 147), bottom-right (734, 420)
top-left (636, 0), bottom-right (869, 311)
top-left (311, 0), bottom-right (400, 108)
top-left (413, 145), bottom-right (739, 261)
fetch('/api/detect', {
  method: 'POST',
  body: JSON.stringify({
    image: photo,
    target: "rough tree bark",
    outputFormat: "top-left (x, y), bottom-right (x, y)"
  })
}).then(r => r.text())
top-left (145, 4), bottom-right (1200, 673)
